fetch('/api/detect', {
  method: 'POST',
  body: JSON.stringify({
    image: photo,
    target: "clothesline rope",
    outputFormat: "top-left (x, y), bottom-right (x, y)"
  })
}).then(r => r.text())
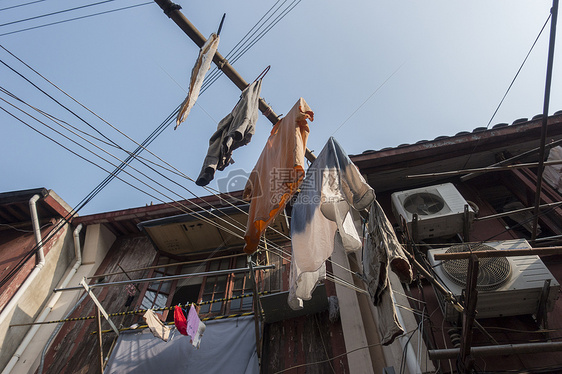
top-left (9, 292), bottom-right (267, 327)
top-left (92, 312), bottom-right (255, 335)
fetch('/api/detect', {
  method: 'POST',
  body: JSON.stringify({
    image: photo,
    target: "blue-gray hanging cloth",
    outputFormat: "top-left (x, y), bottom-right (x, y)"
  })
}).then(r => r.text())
top-left (196, 79), bottom-right (262, 186)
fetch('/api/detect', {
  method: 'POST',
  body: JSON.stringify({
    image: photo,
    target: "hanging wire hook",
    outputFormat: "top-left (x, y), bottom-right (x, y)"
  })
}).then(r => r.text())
top-left (253, 65), bottom-right (271, 83)
top-left (217, 13), bottom-right (226, 36)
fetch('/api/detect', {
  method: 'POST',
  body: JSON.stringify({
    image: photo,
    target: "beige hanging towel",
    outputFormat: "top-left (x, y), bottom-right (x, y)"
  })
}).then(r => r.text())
top-left (143, 309), bottom-right (171, 342)
top-left (243, 98), bottom-right (314, 254)
top-left (175, 33), bottom-right (220, 129)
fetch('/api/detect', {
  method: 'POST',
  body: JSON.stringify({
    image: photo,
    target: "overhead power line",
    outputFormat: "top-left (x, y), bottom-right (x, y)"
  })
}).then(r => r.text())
top-left (0, 0), bottom-right (118, 28)
top-left (200, 0), bottom-right (302, 94)
top-left (0, 0), bottom-right (305, 287)
top-left (0, 2), bottom-right (152, 37)
top-left (0, 0), bottom-right (45, 13)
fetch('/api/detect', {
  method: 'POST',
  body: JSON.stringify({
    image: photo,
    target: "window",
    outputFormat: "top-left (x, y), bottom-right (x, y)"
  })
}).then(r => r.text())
top-left (142, 253), bottom-right (260, 321)
top-left (227, 255), bottom-right (254, 312)
top-left (139, 256), bottom-right (179, 318)
top-left (198, 255), bottom-right (255, 316)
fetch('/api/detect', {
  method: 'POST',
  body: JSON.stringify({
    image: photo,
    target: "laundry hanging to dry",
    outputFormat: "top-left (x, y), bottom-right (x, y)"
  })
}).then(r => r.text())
top-left (143, 309), bottom-right (170, 342)
top-left (174, 305), bottom-right (188, 335)
top-left (175, 33), bottom-right (220, 130)
top-left (288, 136), bottom-right (375, 310)
top-left (243, 97), bottom-right (314, 254)
top-left (196, 79), bottom-right (262, 186)
top-left (363, 200), bottom-right (413, 345)
top-left (186, 304), bottom-right (206, 348)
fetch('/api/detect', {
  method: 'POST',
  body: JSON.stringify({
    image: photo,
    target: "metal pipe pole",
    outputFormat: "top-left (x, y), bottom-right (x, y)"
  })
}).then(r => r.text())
top-left (248, 256), bottom-right (262, 359)
top-left (474, 200), bottom-right (562, 222)
top-left (54, 265), bottom-right (275, 292)
top-left (429, 341), bottom-right (562, 360)
top-left (461, 137), bottom-right (562, 182)
top-left (408, 159), bottom-right (562, 179)
top-left (152, 0), bottom-right (316, 162)
top-left (532, 0), bottom-right (559, 242)
top-left (433, 246), bottom-right (562, 260)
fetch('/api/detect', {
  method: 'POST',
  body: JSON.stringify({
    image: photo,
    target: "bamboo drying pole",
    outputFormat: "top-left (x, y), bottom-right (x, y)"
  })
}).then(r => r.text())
top-left (152, 0), bottom-right (317, 162)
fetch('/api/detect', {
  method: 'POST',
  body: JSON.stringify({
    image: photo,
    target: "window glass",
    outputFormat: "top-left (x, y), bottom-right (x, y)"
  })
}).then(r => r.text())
top-left (160, 281), bottom-right (172, 293)
top-left (141, 291), bottom-right (156, 309)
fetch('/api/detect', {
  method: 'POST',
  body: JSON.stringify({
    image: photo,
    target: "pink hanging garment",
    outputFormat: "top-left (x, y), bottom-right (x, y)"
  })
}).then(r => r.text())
top-left (186, 304), bottom-right (206, 348)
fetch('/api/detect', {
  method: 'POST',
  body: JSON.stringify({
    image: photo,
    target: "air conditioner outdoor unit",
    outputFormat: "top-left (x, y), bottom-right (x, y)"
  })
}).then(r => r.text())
top-left (428, 239), bottom-right (560, 322)
top-left (391, 183), bottom-right (474, 240)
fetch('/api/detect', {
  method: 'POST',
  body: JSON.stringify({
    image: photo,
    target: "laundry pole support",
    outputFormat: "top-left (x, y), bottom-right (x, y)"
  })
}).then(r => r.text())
top-left (532, 0), bottom-right (559, 242)
top-left (153, 0), bottom-right (316, 162)
top-left (80, 278), bottom-right (120, 336)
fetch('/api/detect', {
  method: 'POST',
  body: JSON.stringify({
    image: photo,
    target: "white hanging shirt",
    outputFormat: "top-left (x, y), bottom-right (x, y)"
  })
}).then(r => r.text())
top-left (288, 137), bottom-right (375, 310)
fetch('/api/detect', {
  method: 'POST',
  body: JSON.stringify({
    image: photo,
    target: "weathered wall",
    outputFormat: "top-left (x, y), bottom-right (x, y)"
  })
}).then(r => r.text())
top-left (40, 235), bottom-right (156, 374)
top-left (0, 222), bottom-right (74, 370)
top-left (262, 310), bottom-right (349, 374)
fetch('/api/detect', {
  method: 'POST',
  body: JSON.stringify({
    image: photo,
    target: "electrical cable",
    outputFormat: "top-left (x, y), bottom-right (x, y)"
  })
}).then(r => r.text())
top-left (272, 327), bottom-right (422, 374)
top-left (0, 0), bottom-right (119, 28)
top-left (0, 0), bottom-right (45, 13)
top-left (199, 0), bottom-right (290, 92)
top-left (485, 14), bottom-right (552, 131)
top-left (0, 2), bottom-right (152, 37)
top-left (0, 1), bottom-right (368, 291)
top-left (3, 80), bottom-right (354, 284)
top-left (0, 94), bottom-right (257, 244)
top-left (461, 13), bottom-right (552, 171)
top-left (199, 0), bottom-right (302, 94)
top-left (0, 57), bottom-right (121, 149)
top-left (0, 88), bottom-right (257, 243)
top-left (0, 86), bottom-right (300, 278)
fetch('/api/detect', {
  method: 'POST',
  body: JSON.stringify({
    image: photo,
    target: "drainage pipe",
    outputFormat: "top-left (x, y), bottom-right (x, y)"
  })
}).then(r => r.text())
top-left (30, 194), bottom-right (46, 266)
top-left (1, 224), bottom-right (83, 374)
top-left (0, 195), bottom-right (46, 328)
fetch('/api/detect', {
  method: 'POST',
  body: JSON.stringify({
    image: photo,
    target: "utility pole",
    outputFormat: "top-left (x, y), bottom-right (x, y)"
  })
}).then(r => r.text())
top-left (153, 0), bottom-right (316, 162)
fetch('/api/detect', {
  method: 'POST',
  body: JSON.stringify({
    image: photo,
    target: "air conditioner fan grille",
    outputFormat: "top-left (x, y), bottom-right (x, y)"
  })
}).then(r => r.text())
top-left (403, 192), bottom-right (445, 215)
top-left (441, 243), bottom-right (511, 291)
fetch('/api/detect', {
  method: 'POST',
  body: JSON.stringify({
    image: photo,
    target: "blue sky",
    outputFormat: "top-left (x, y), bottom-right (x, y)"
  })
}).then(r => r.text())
top-left (0, 0), bottom-right (560, 215)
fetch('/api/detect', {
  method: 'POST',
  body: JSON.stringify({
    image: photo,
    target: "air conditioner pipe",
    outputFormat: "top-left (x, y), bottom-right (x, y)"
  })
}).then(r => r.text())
top-left (0, 195), bottom-right (46, 328)
top-left (1, 224), bottom-right (83, 374)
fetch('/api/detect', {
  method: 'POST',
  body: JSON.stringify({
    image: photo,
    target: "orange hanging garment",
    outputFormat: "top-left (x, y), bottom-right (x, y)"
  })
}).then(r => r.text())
top-left (243, 98), bottom-right (314, 254)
